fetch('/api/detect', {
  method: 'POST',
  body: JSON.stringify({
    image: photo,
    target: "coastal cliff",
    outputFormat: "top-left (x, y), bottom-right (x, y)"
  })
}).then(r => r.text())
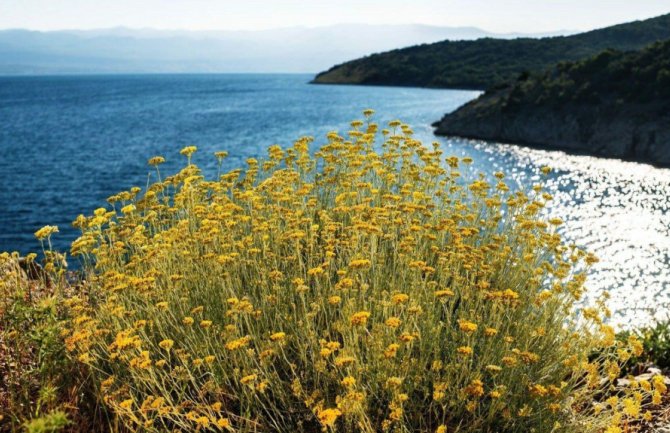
top-left (433, 41), bottom-right (670, 166)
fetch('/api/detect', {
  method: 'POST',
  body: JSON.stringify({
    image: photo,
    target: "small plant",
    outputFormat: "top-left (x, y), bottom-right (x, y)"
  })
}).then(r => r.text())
top-left (618, 319), bottom-right (670, 371)
top-left (0, 253), bottom-right (106, 433)
top-left (23, 410), bottom-right (70, 433)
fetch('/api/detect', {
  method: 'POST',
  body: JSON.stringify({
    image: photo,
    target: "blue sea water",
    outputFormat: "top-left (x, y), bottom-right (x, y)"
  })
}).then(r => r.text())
top-left (1, 73), bottom-right (669, 324)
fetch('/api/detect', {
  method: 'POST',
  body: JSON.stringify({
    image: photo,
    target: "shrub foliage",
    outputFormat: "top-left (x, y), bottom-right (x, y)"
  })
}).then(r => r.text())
top-left (6, 114), bottom-right (666, 432)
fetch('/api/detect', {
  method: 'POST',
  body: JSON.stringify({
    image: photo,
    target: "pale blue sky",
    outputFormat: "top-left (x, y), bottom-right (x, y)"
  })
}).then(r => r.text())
top-left (1, 0), bottom-right (669, 33)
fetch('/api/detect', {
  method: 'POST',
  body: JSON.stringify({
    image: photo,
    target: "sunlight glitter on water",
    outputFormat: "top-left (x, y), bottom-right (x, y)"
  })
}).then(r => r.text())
top-left (441, 139), bottom-right (670, 327)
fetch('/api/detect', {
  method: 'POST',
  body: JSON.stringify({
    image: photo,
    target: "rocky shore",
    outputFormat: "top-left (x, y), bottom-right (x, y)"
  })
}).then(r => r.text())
top-left (433, 41), bottom-right (670, 167)
top-left (433, 91), bottom-right (670, 167)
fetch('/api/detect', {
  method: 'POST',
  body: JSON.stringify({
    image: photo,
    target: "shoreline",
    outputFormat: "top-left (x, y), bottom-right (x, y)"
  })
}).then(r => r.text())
top-left (431, 126), bottom-right (670, 170)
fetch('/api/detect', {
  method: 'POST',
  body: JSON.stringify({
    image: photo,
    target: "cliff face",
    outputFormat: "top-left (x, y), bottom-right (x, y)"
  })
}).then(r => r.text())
top-left (313, 13), bottom-right (670, 90)
top-left (434, 42), bottom-right (670, 166)
top-left (434, 95), bottom-right (670, 165)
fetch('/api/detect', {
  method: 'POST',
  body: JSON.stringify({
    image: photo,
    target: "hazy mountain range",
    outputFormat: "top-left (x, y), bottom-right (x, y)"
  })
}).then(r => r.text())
top-left (0, 24), bottom-right (573, 75)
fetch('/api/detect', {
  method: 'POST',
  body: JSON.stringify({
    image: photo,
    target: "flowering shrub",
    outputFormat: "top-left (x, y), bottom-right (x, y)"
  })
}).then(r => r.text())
top-left (0, 253), bottom-right (100, 433)
top-left (61, 112), bottom-right (664, 433)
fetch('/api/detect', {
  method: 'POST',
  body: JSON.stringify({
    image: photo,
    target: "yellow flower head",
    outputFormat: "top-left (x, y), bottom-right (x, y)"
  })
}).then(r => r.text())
top-left (180, 145), bottom-right (198, 157)
top-left (317, 408), bottom-right (342, 427)
top-left (158, 339), bottom-right (174, 351)
top-left (391, 293), bottom-right (409, 305)
top-left (148, 156), bottom-right (165, 166)
top-left (349, 259), bottom-right (371, 269)
top-left (457, 346), bottom-right (473, 357)
top-left (270, 332), bottom-right (286, 341)
top-left (350, 311), bottom-right (371, 326)
top-left (435, 289), bottom-right (454, 298)
top-left (385, 317), bottom-right (402, 328)
top-left (458, 319), bottom-right (478, 334)
top-left (35, 225), bottom-right (59, 240)
top-left (200, 320), bottom-right (213, 329)
top-left (341, 376), bottom-right (356, 388)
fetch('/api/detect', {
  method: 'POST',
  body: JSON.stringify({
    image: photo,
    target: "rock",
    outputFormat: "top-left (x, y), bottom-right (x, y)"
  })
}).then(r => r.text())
top-left (433, 40), bottom-right (670, 168)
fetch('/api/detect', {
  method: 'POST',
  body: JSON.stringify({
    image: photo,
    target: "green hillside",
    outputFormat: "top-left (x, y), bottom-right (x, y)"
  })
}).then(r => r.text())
top-left (312, 13), bottom-right (670, 90)
top-left (433, 40), bottom-right (670, 166)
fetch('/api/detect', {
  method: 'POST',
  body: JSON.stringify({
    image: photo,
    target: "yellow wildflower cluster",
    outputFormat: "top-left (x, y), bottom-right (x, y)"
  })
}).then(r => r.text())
top-left (57, 113), bottom-right (663, 433)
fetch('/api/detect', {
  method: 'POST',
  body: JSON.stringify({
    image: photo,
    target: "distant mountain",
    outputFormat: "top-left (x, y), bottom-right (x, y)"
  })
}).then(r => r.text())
top-left (0, 24), bottom-right (572, 75)
top-left (312, 13), bottom-right (670, 90)
top-left (433, 40), bottom-right (670, 166)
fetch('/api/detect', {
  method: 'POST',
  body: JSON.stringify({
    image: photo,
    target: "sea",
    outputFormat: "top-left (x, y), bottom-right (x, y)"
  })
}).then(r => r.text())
top-left (1, 73), bottom-right (668, 325)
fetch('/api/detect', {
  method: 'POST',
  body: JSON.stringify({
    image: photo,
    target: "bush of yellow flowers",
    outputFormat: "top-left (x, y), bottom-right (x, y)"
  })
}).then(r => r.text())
top-left (60, 111), bottom-right (665, 433)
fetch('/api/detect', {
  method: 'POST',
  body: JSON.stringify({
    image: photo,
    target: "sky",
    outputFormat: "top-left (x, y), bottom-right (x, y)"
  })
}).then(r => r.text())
top-left (0, 0), bottom-right (669, 34)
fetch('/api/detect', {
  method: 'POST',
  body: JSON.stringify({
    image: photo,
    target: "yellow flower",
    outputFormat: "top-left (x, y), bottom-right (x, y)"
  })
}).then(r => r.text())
top-left (434, 289), bottom-right (454, 298)
top-left (270, 332), bottom-right (286, 341)
top-left (317, 408), bottom-right (342, 428)
top-left (182, 316), bottom-right (194, 325)
top-left (502, 356), bottom-right (517, 366)
top-left (200, 320), bottom-right (213, 329)
top-left (386, 377), bottom-right (403, 388)
top-left (485, 364), bottom-right (502, 374)
top-left (350, 311), bottom-right (371, 326)
top-left (457, 346), bottom-right (473, 356)
top-left (341, 376), bottom-right (356, 388)
top-left (436, 426), bottom-right (447, 433)
top-left (216, 418), bottom-right (231, 428)
top-left (385, 317), bottom-right (402, 328)
top-left (119, 399), bottom-right (134, 409)
top-left (384, 343), bottom-right (400, 358)
top-left (457, 319), bottom-right (478, 334)
top-left (148, 156), bottom-right (165, 166)
top-left (622, 397), bottom-right (640, 417)
top-left (349, 259), bottom-right (371, 269)
top-left (334, 355), bottom-right (355, 366)
top-left (529, 384), bottom-right (548, 397)
top-left (391, 293), bottom-right (409, 304)
top-left (225, 336), bottom-right (250, 351)
top-left (464, 379), bottom-right (484, 397)
top-left (34, 225), bottom-right (59, 240)
top-left (240, 374), bottom-right (257, 385)
top-left (652, 391), bottom-right (662, 405)
top-left (101, 376), bottom-right (115, 389)
top-left (180, 145), bottom-right (197, 157)
top-left (158, 339), bottom-right (174, 351)
top-left (653, 374), bottom-right (667, 394)
top-left (484, 327), bottom-right (498, 337)
top-left (628, 335), bottom-right (644, 357)
top-left (328, 295), bottom-right (342, 305)
top-left (155, 301), bottom-right (169, 310)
